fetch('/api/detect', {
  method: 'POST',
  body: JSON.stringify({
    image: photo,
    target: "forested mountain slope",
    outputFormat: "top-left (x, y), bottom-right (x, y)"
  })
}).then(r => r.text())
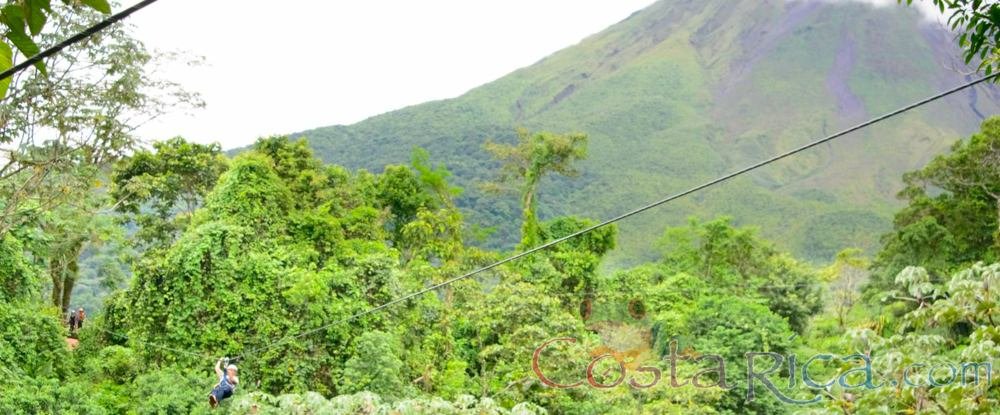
top-left (288, 0), bottom-right (1000, 265)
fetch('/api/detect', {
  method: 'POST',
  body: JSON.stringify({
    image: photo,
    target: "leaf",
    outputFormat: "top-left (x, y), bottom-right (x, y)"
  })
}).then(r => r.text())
top-left (0, 4), bottom-right (26, 35)
top-left (24, 0), bottom-right (47, 36)
top-left (80, 0), bottom-right (112, 14)
top-left (5, 31), bottom-right (46, 75)
top-left (0, 42), bottom-right (11, 98)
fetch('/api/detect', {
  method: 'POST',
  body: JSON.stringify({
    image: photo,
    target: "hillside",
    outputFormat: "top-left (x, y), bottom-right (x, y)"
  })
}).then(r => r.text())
top-left (289, 0), bottom-right (1000, 266)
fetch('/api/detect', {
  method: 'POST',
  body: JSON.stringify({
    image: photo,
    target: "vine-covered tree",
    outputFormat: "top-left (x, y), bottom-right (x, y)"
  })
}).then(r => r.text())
top-left (483, 129), bottom-right (588, 249)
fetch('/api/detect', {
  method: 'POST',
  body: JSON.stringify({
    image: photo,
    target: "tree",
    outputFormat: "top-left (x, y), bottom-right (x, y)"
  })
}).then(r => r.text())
top-left (0, 5), bottom-right (202, 237)
top-left (917, 118), bottom-right (1000, 239)
top-left (532, 216), bottom-right (617, 302)
top-left (40, 194), bottom-right (120, 314)
top-left (111, 137), bottom-right (228, 250)
top-left (659, 217), bottom-right (824, 333)
top-left (0, 232), bottom-right (37, 303)
top-left (901, 0), bottom-right (1000, 74)
top-left (483, 129), bottom-right (587, 248)
top-left (832, 263), bottom-right (1000, 414)
top-left (673, 295), bottom-right (795, 414)
top-left (411, 147), bottom-right (462, 206)
top-left (0, 146), bottom-right (124, 314)
top-left (871, 117), bottom-right (1000, 290)
top-left (823, 248), bottom-right (870, 329)
top-left (0, 0), bottom-right (113, 97)
top-left (120, 149), bottom-right (429, 396)
top-left (461, 281), bottom-right (593, 408)
top-left (340, 330), bottom-right (410, 398)
top-left (377, 164), bottom-right (436, 244)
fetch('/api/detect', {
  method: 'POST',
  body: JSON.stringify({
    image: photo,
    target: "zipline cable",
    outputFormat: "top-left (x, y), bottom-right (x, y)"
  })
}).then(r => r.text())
top-left (0, 0), bottom-right (161, 82)
top-left (233, 72), bottom-right (1000, 360)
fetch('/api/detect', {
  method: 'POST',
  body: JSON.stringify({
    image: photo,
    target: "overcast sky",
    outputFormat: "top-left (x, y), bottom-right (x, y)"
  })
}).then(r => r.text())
top-left (128, 0), bottom-right (942, 150)
top-left (129, 0), bottom-right (658, 149)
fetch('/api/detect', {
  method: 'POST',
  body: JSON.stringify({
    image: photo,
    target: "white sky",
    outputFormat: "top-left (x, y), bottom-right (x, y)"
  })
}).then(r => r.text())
top-left (129, 0), bottom-right (943, 150)
top-left (130, 0), bottom-right (657, 149)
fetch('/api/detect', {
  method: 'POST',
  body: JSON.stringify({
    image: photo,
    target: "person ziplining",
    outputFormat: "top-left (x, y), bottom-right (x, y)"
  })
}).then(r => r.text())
top-left (208, 357), bottom-right (239, 408)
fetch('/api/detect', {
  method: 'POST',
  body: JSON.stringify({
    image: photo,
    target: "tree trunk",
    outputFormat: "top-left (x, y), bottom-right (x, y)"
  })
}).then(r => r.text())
top-left (60, 257), bottom-right (78, 315)
top-left (50, 258), bottom-right (64, 312)
top-left (519, 183), bottom-right (540, 249)
top-left (50, 240), bottom-right (84, 314)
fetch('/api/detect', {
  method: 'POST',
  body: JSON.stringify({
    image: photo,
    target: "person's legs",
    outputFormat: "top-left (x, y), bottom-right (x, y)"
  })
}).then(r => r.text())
top-left (208, 383), bottom-right (233, 407)
top-left (220, 385), bottom-right (233, 400)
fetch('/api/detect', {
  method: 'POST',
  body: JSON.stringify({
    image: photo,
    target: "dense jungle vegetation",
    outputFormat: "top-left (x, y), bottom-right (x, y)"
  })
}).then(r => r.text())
top-left (0, 0), bottom-right (998, 414)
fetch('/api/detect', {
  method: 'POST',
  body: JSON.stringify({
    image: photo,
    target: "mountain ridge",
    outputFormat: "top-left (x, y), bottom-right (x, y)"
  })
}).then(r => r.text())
top-left (283, 0), bottom-right (1000, 266)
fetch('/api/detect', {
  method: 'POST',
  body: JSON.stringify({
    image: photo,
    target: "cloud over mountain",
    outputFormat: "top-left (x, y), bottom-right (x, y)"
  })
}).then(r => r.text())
top-left (788, 0), bottom-right (943, 20)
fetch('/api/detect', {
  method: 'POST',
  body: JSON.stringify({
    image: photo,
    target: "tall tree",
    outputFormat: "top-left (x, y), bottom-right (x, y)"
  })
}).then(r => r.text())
top-left (823, 248), bottom-right (869, 329)
top-left (111, 137), bottom-right (228, 250)
top-left (0, 5), bottom-right (202, 237)
top-left (483, 129), bottom-right (587, 249)
top-left (872, 117), bottom-right (1000, 289)
top-left (411, 146), bottom-right (462, 208)
top-left (34, 168), bottom-right (121, 314)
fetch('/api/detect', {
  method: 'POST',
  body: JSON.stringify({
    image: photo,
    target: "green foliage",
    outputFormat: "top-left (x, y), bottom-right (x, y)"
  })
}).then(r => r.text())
top-left (677, 296), bottom-right (794, 414)
top-left (822, 248), bottom-right (870, 329)
top-left (36, 181), bottom-right (125, 313)
top-left (112, 137), bottom-right (228, 250)
top-left (659, 217), bottom-right (824, 333)
top-left (19, 136), bottom-right (842, 414)
top-left (340, 330), bottom-right (410, 398)
top-left (0, 40), bottom-right (11, 96)
top-left (532, 216), bottom-right (617, 299)
top-left (25, 2), bottom-right (1000, 414)
top-left (120, 140), bottom-right (470, 402)
top-left (815, 262), bottom-right (1000, 414)
top-left (0, 233), bottom-right (37, 302)
top-left (252, 136), bottom-right (333, 211)
top-left (277, 0), bottom-right (992, 266)
top-left (198, 154), bottom-right (294, 233)
top-left (377, 164), bottom-right (437, 243)
top-left (0, 0), bottom-right (113, 87)
top-left (0, 3), bottom-right (201, 237)
top-left (412, 146), bottom-right (464, 204)
top-left (130, 368), bottom-right (212, 415)
top-left (0, 376), bottom-right (102, 415)
top-left (228, 391), bottom-right (546, 415)
top-left (902, 0), bottom-right (1000, 74)
top-left (0, 302), bottom-right (67, 379)
top-left (6, 61), bottom-right (999, 414)
top-left (461, 280), bottom-right (593, 409)
top-left (484, 129), bottom-right (588, 249)
top-left (872, 117), bottom-right (1000, 291)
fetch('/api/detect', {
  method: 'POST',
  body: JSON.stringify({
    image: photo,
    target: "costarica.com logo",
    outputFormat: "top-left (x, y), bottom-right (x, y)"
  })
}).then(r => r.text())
top-left (531, 337), bottom-right (994, 404)
top-left (532, 296), bottom-right (993, 405)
